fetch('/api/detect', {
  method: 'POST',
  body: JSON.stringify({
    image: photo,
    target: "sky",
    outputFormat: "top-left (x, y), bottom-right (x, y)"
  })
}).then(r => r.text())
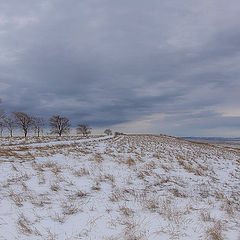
top-left (0, 0), bottom-right (240, 137)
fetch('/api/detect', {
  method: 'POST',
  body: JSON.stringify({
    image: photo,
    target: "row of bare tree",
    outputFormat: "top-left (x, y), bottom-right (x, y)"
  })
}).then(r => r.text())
top-left (0, 98), bottom-right (113, 137)
top-left (0, 112), bottom-right (38, 137)
top-left (0, 111), bottom-right (113, 137)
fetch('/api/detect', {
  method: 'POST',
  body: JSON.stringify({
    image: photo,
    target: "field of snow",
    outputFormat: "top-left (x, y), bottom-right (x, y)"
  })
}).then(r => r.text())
top-left (0, 134), bottom-right (239, 240)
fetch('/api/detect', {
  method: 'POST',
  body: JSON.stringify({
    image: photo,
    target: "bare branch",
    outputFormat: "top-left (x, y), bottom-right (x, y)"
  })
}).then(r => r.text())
top-left (3, 115), bottom-right (16, 137)
top-left (49, 115), bottom-right (71, 136)
top-left (13, 112), bottom-right (34, 137)
top-left (32, 117), bottom-right (45, 137)
top-left (76, 124), bottom-right (92, 136)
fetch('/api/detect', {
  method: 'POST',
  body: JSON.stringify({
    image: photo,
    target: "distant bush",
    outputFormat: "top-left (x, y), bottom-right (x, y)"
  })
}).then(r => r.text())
top-left (114, 132), bottom-right (125, 137)
top-left (104, 129), bottom-right (112, 136)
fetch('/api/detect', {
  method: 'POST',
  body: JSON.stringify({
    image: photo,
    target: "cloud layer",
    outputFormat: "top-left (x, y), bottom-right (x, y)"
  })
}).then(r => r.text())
top-left (1, 0), bottom-right (240, 136)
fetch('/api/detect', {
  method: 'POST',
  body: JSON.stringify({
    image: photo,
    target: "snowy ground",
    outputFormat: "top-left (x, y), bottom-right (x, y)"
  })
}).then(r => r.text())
top-left (0, 134), bottom-right (239, 240)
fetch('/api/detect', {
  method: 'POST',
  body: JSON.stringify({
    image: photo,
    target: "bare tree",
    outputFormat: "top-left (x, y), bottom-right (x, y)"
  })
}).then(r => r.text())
top-left (0, 99), bottom-right (4, 136)
top-left (0, 107), bottom-right (3, 137)
top-left (104, 129), bottom-right (112, 136)
top-left (0, 121), bottom-right (3, 137)
top-left (0, 110), bottom-right (4, 120)
top-left (76, 124), bottom-right (91, 136)
top-left (3, 116), bottom-right (15, 137)
top-left (49, 115), bottom-right (70, 136)
top-left (13, 112), bottom-right (33, 137)
top-left (32, 117), bottom-right (45, 137)
top-left (0, 99), bottom-right (4, 120)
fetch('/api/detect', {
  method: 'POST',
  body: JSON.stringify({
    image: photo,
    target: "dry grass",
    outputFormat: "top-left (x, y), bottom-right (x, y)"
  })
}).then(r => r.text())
top-left (126, 157), bottom-right (136, 166)
top-left (51, 213), bottom-right (66, 224)
top-left (50, 183), bottom-right (60, 192)
top-left (200, 210), bottom-right (214, 222)
top-left (61, 201), bottom-right (81, 215)
top-left (93, 153), bottom-right (104, 163)
top-left (73, 167), bottom-right (90, 177)
top-left (205, 221), bottom-right (224, 240)
top-left (119, 205), bottom-right (135, 217)
top-left (91, 182), bottom-right (101, 191)
top-left (109, 188), bottom-right (123, 202)
top-left (17, 213), bottom-right (33, 235)
top-left (8, 190), bottom-right (24, 207)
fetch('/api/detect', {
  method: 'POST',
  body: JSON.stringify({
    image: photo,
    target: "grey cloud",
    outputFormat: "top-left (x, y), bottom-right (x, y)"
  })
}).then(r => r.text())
top-left (1, 0), bottom-right (240, 136)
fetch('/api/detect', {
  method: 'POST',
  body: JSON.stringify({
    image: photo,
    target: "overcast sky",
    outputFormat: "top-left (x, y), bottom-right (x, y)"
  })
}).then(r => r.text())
top-left (1, 0), bottom-right (240, 136)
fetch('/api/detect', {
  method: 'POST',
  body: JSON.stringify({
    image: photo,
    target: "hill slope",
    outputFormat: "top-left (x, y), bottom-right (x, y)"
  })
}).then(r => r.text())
top-left (0, 135), bottom-right (239, 239)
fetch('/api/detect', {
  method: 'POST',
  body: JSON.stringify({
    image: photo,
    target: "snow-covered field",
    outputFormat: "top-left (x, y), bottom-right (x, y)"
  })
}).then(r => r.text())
top-left (0, 135), bottom-right (239, 240)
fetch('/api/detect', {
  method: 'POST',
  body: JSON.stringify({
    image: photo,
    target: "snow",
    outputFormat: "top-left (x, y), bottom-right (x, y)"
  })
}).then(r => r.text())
top-left (0, 135), bottom-right (239, 239)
